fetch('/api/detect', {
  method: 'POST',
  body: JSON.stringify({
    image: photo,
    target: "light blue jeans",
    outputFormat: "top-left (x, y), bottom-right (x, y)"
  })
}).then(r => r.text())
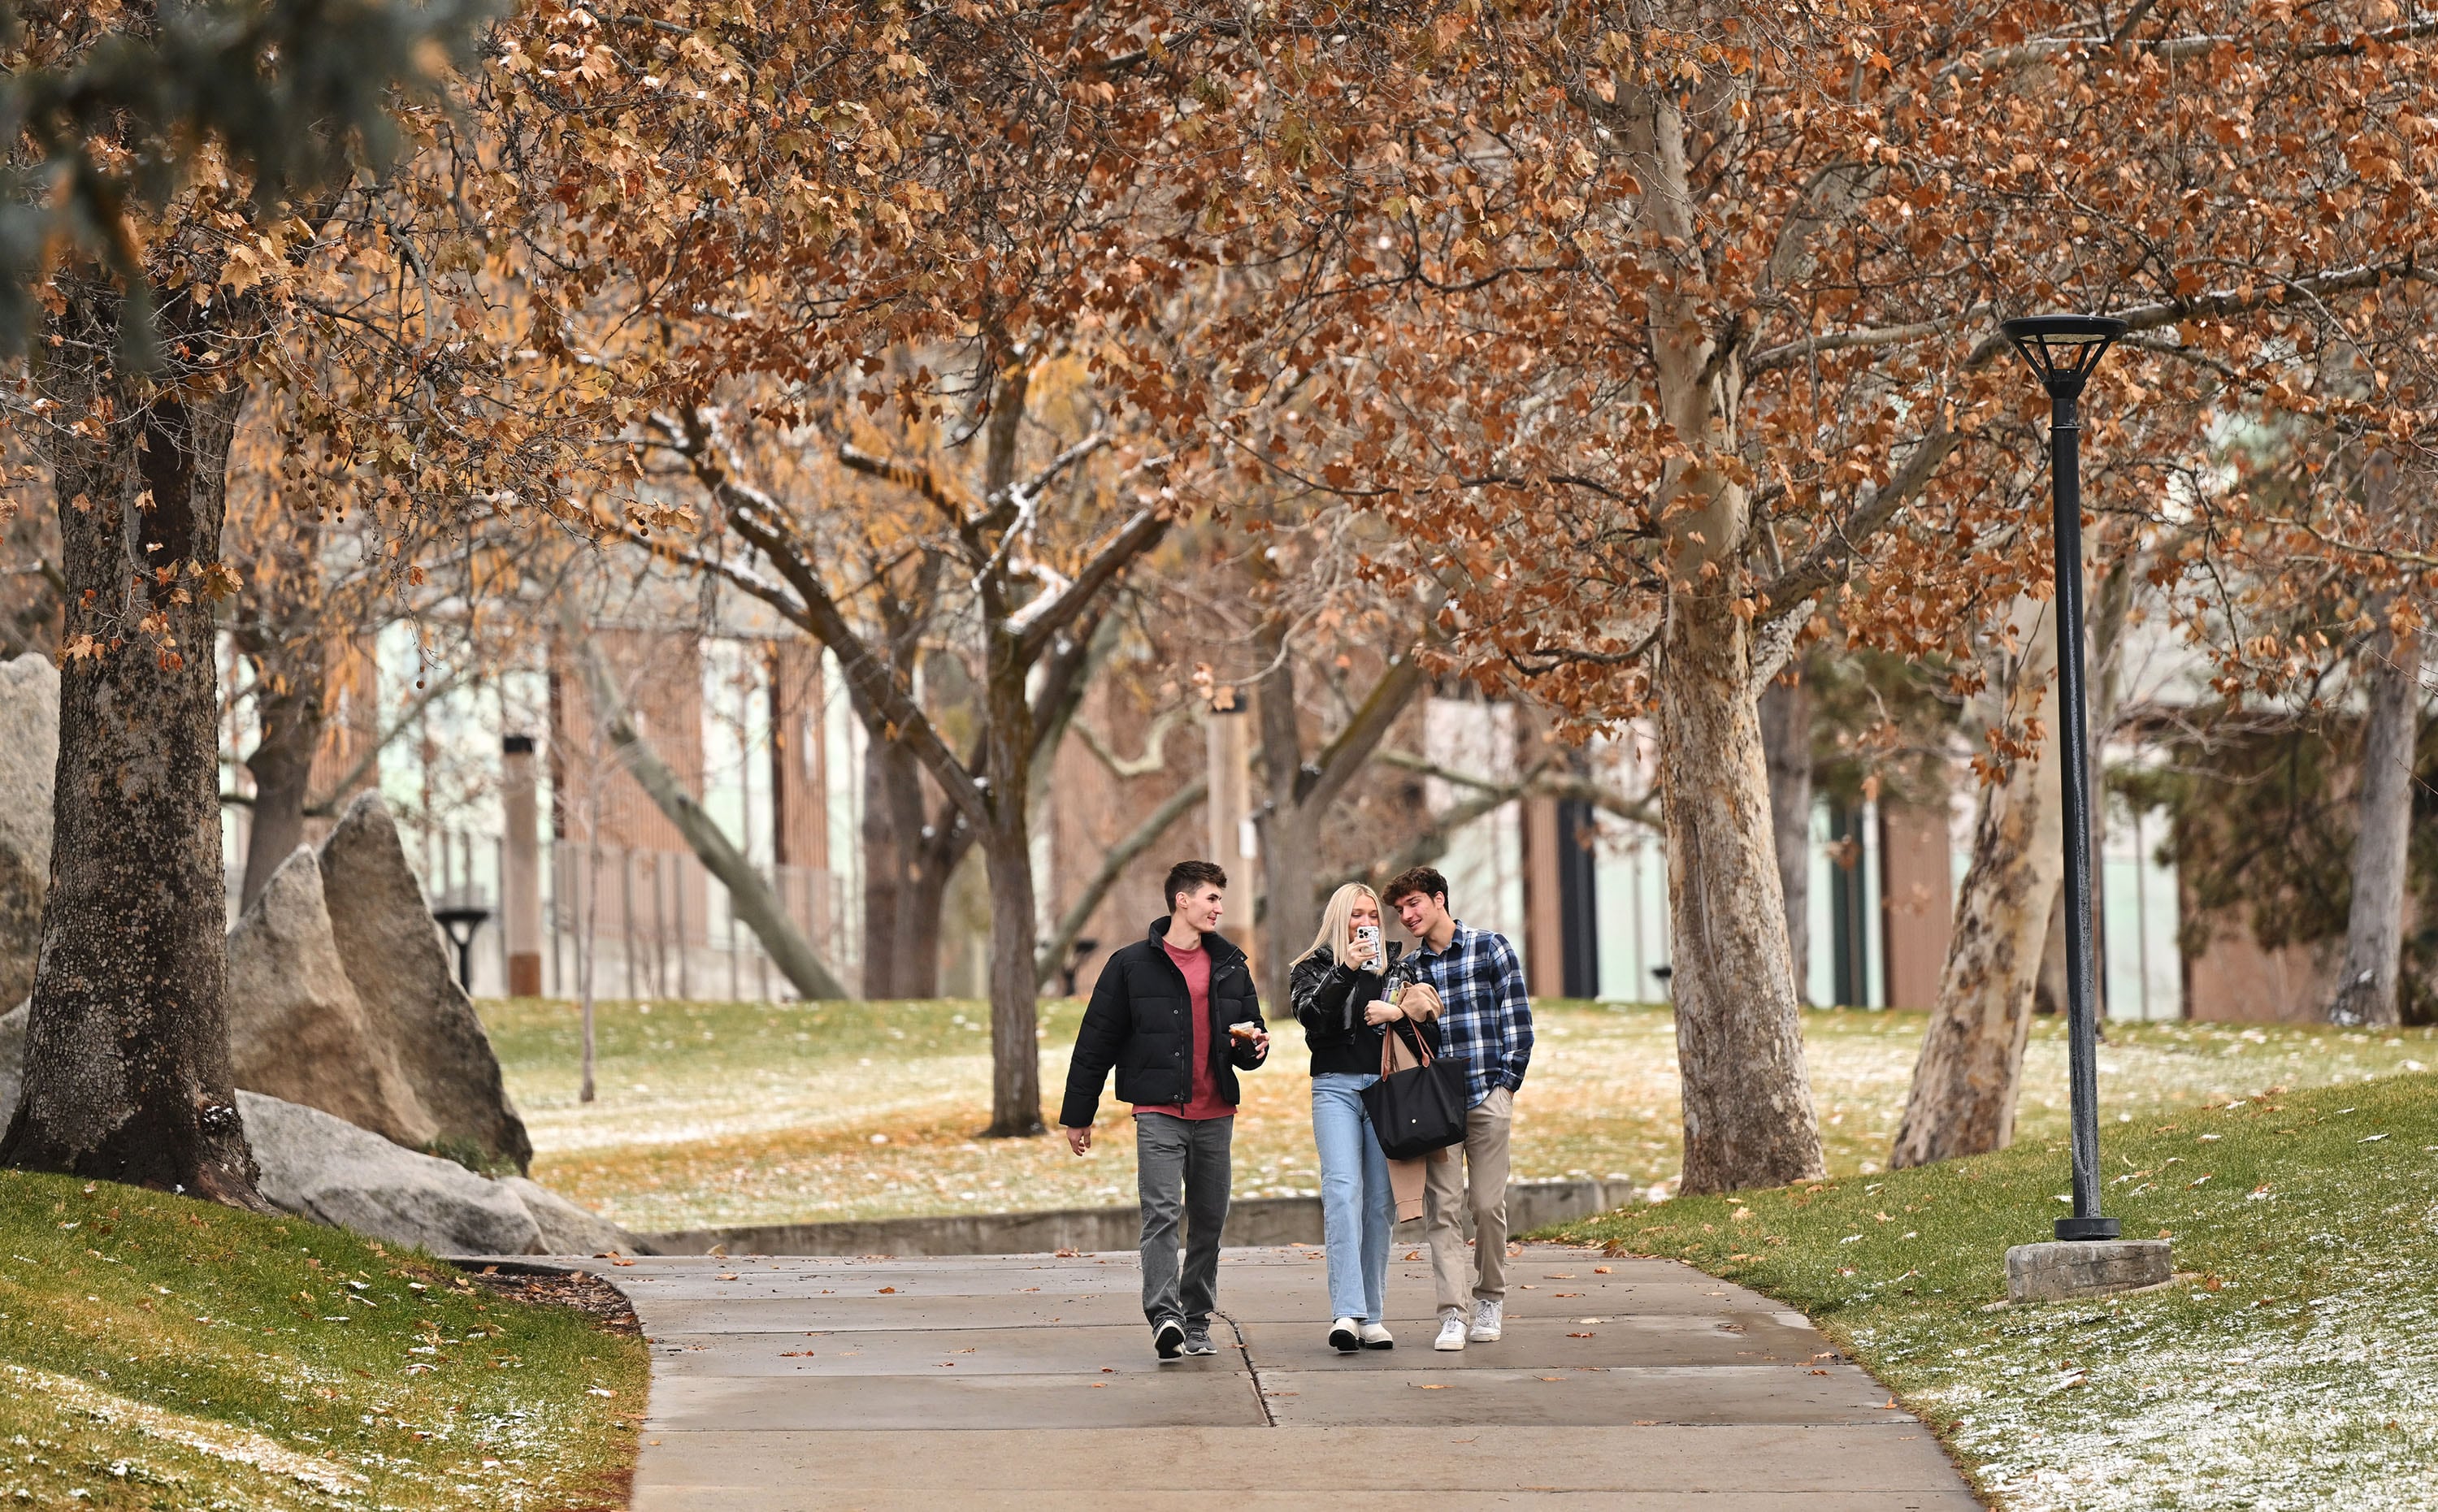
top-left (1311, 1072), bottom-right (1396, 1322)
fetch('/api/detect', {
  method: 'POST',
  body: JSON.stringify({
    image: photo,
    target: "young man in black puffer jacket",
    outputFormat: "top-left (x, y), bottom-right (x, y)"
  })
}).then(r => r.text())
top-left (1061, 860), bottom-right (1269, 1360)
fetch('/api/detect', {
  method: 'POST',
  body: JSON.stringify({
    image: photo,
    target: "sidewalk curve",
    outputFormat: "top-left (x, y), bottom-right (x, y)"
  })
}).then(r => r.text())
top-left (606, 1243), bottom-right (1980, 1510)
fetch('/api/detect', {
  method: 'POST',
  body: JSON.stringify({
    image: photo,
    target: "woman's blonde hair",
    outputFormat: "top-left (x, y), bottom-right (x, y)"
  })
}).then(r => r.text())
top-left (1296, 882), bottom-right (1382, 968)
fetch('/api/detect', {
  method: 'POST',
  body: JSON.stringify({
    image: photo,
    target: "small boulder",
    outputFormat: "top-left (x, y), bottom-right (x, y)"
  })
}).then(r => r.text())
top-left (227, 847), bottom-right (438, 1150)
top-left (240, 1091), bottom-right (543, 1257)
top-left (0, 656), bottom-right (59, 1008)
top-left (318, 793), bottom-right (531, 1172)
top-left (500, 1176), bottom-right (636, 1256)
top-left (0, 1000), bottom-right (24, 1118)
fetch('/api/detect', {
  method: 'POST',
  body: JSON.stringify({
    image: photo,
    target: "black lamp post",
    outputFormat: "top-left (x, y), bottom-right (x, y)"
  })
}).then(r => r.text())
top-left (2000, 313), bottom-right (2126, 1243)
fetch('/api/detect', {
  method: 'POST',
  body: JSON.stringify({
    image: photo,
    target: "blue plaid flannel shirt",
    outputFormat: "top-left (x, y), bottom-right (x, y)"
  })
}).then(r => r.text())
top-left (1394, 921), bottom-right (1533, 1107)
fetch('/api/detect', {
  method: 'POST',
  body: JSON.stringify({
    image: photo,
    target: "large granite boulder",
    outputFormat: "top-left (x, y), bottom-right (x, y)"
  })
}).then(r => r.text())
top-left (0, 656), bottom-right (59, 1008)
top-left (317, 793), bottom-right (531, 1172)
top-left (501, 1176), bottom-right (636, 1256)
top-left (239, 1091), bottom-right (544, 1256)
top-left (0, 1026), bottom-right (620, 1258)
top-left (226, 847), bottom-right (438, 1150)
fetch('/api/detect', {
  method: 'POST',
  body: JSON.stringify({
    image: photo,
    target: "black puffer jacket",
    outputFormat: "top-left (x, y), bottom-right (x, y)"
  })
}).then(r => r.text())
top-left (1292, 947), bottom-right (1442, 1077)
top-left (1059, 919), bottom-right (1266, 1128)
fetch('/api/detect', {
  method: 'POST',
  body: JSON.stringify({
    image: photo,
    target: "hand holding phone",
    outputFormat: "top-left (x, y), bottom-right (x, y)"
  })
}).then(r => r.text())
top-left (1351, 923), bottom-right (1382, 968)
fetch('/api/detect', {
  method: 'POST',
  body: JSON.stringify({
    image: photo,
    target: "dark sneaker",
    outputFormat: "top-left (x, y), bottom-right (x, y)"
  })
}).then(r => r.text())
top-left (1181, 1325), bottom-right (1218, 1357)
top-left (1153, 1318), bottom-right (1186, 1360)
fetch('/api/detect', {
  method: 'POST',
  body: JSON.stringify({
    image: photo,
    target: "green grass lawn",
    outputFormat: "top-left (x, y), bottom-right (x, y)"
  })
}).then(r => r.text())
top-left (0, 1169), bottom-right (647, 1509)
top-left (479, 994), bottom-right (2438, 1233)
top-left (1546, 1071), bottom-right (2438, 1511)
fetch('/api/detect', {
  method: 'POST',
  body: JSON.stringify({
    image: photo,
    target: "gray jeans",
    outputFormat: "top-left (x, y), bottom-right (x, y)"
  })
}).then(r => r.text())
top-left (1134, 1111), bottom-right (1232, 1326)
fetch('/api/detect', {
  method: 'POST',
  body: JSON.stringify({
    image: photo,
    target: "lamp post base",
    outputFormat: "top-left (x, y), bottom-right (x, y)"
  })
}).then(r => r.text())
top-left (2054, 1215), bottom-right (2123, 1241)
top-left (2006, 1238), bottom-right (2170, 1302)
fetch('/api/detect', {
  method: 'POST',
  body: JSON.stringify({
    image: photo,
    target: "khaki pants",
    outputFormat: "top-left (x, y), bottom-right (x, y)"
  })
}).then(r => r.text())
top-left (1423, 1085), bottom-right (1512, 1313)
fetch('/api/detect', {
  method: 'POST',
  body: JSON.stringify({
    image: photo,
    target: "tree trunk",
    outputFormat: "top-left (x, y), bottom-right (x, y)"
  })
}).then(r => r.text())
top-left (2328, 627), bottom-right (2423, 1027)
top-left (2032, 890), bottom-right (2068, 1017)
top-left (1659, 594), bottom-right (1828, 1194)
top-left (239, 650), bottom-right (326, 911)
top-left (1759, 670), bottom-right (1813, 1000)
top-left (1619, 73), bottom-right (1824, 1195)
top-left (2080, 554), bottom-right (2134, 1021)
top-left (860, 724), bottom-right (948, 1000)
top-left (979, 816), bottom-right (1044, 1134)
top-left (859, 739), bottom-right (905, 997)
top-left (2, 294), bottom-right (265, 1207)
top-left (1258, 797), bottom-right (1321, 1012)
top-left (979, 629), bottom-right (1043, 1137)
top-left (1890, 604), bottom-right (2066, 1168)
top-left (1256, 647), bottom-right (1319, 1012)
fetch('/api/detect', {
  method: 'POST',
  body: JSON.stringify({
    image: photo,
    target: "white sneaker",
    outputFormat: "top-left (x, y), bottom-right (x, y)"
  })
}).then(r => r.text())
top-left (1469, 1298), bottom-right (1503, 1342)
top-left (1360, 1321), bottom-right (1395, 1350)
top-left (1328, 1316), bottom-right (1361, 1353)
top-left (1433, 1311), bottom-right (1468, 1351)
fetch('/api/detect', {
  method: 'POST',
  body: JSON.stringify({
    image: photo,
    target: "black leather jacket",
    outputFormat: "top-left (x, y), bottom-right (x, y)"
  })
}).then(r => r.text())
top-left (1290, 946), bottom-right (1438, 1077)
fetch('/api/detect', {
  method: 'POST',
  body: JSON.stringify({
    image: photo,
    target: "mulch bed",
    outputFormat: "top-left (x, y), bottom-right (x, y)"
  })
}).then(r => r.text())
top-left (461, 1264), bottom-right (644, 1337)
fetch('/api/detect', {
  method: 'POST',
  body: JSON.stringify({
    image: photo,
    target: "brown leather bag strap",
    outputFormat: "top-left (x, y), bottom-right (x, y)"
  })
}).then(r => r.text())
top-left (1380, 1012), bottom-right (1430, 1076)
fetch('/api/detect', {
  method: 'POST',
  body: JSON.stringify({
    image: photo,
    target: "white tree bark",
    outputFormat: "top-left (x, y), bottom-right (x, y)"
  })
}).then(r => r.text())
top-left (2329, 627), bottom-right (2424, 1027)
top-left (1626, 80), bottom-right (1825, 1194)
top-left (1759, 674), bottom-right (1814, 999)
top-left (1891, 596), bottom-right (2066, 1166)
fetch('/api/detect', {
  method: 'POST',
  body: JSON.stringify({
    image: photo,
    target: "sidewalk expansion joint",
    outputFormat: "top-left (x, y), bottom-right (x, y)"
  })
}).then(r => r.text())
top-left (1214, 1311), bottom-right (1276, 1428)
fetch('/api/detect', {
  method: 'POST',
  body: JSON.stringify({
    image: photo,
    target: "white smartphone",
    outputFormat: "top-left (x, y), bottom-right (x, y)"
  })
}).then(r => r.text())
top-left (1353, 924), bottom-right (1382, 964)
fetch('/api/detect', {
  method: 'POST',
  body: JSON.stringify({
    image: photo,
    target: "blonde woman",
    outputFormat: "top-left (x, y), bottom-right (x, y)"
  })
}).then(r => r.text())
top-left (1291, 882), bottom-right (1440, 1352)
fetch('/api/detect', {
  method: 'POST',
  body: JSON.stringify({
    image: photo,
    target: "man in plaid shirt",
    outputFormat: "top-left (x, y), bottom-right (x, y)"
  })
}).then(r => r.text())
top-left (1384, 865), bottom-right (1534, 1351)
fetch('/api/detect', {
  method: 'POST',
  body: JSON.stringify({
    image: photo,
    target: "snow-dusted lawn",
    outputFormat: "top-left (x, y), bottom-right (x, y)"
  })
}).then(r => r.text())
top-left (1553, 1072), bottom-right (2438, 1510)
top-left (478, 994), bottom-right (2436, 1235)
top-left (0, 1168), bottom-right (645, 1508)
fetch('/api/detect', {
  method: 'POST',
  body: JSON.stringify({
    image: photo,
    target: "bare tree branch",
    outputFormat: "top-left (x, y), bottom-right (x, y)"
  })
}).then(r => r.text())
top-left (1077, 707), bottom-right (1191, 778)
top-left (1758, 430), bottom-right (1963, 622)
top-left (1012, 505), bottom-right (1171, 663)
top-left (679, 411), bottom-right (991, 830)
top-left (839, 442), bottom-right (968, 522)
top-left (1297, 643), bottom-right (1431, 814)
top-left (561, 603), bottom-right (853, 1001)
top-left (280, 665), bottom-right (469, 818)
top-left (1035, 775), bottom-right (1207, 983)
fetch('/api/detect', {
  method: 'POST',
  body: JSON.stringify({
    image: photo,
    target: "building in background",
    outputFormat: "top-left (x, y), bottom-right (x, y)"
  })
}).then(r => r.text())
top-left (217, 636), bottom-right (2336, 1025)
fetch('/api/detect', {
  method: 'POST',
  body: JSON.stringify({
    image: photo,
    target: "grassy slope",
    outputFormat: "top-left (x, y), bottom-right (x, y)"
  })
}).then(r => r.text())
top-left (1546, 1072), bottom-right (2438, 1511)
top-left (0, 1169), bottom-right (647, 1510)
top-left (481, 994), bottom-right (2438, 1233)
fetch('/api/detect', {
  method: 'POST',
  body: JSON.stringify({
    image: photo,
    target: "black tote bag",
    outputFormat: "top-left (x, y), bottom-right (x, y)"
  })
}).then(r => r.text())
top-left (1362, 1019), bottom-right (1470, 1160)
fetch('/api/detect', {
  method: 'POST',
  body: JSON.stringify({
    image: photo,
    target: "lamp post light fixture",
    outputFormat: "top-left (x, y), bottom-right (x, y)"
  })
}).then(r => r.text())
top-left (2001, 313), bottom-right (2129, 1252)
top-left (432, 897), bottom-right (493, 994)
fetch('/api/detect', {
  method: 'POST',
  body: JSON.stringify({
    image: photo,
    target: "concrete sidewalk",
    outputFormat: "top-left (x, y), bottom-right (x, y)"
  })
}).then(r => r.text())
top-left (610, 1244), bottom-right (1979, 1509)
